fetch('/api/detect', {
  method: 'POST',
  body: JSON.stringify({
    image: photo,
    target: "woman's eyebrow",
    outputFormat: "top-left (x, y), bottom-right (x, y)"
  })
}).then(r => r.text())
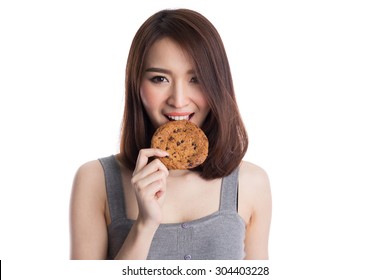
top-left (145, 67), bottom-right (196, 75)
top-left (145, 67), bottom-right (172, 74)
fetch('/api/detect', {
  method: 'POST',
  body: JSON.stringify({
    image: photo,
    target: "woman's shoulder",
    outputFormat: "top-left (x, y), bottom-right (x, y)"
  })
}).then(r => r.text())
top-left (74, 159), bottom-right (104, 181)
top-left (72, 159), bottom-right (106, 198)
top-left (238, 161), bottom-right (271, 202)
top-left (239, 161), bottom-right (270, 187)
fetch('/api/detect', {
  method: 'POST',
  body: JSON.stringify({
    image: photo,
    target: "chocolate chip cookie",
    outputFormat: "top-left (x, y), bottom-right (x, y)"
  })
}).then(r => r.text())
top-left (151, 120), bottom-right (208, 170)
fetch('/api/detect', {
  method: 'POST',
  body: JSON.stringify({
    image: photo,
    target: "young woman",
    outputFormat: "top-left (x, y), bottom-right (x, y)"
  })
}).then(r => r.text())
top-left (70, 8), bottom-right (271, 260)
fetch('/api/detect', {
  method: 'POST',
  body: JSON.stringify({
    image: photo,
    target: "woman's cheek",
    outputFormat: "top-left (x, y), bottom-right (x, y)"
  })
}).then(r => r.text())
top-left (140, 84), bottom-right (158, 109)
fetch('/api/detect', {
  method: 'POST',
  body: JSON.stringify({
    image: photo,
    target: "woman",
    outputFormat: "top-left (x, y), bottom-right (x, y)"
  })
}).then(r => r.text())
top-left (70, 8), bottom-right (271, 260)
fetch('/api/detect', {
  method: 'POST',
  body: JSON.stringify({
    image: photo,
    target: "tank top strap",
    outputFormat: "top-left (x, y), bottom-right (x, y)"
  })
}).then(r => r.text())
top-left (98, 155), bottom-right (126, 222)
top-left (219, 167), bottom-right (240, 212)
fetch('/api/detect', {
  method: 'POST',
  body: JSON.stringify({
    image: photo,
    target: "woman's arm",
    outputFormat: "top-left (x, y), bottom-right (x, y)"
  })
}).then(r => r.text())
top-left (114, 149), bottom-right (169, 259)
top-left (69, 160), bottom-right (108, 259)
top-left (70, 149), bottom-right (169, 260)
top-left (240, 162), bottom-right (272, 260)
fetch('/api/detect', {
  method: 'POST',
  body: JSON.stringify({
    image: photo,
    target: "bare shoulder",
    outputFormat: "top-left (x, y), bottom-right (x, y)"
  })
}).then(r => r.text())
top-left (238, 161), bottom-right (271, 220)
top-left (74, 159), bottom-right (104, 183)
top-left (71, 159), bottom-right (106, 206)
top-left (70, 159), bottom-right (108, 259)
top-left (239, 161), bottom-right (272, 259)
top-left (239, 161), bottom-right (270, 194)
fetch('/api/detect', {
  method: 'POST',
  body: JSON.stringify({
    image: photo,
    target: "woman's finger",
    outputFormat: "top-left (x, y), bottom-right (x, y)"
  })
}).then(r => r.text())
top-left (134, 169), bottom-right (167, 192)
top-left (134, 148), bottom-right (169, 174)
top-left (133, 158), bottom-right (169, 182)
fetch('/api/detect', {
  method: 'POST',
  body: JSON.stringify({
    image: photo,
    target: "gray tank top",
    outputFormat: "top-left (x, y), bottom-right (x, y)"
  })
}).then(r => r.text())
top-left (99, 155), bottom-right (245, 260)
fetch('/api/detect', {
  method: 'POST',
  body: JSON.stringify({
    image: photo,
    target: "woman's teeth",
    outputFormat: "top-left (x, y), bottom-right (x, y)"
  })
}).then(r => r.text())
top-left (167, 115), bottom-right (190, 121)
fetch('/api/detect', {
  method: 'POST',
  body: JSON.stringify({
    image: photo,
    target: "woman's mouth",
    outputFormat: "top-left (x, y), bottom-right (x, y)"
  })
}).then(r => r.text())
top-left (165, 113), bottom-right (194, 121)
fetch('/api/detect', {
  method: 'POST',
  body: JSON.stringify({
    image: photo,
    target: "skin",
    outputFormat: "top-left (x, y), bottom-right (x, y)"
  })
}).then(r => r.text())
top-left (70, 38), bottom-right (272, 260)
top-left (140, 38), bottom-right (210, 128)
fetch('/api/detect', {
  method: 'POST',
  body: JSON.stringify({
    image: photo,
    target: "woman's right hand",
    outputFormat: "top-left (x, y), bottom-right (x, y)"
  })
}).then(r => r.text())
top-left (131, 148), bottom-right (169, 230)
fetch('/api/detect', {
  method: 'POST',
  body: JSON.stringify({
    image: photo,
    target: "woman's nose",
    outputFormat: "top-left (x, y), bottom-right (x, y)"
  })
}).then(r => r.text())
top-left (167, 81), bottom-right (190, 108)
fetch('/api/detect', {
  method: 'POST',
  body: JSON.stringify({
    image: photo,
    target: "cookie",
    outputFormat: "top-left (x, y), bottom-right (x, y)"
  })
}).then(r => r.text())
top-left (151, 120), bottom-right (209, 170)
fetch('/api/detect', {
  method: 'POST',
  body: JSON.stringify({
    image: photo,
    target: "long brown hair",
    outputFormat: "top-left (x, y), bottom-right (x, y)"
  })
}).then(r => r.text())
top-left (120, 9), bottom-right (248, 179)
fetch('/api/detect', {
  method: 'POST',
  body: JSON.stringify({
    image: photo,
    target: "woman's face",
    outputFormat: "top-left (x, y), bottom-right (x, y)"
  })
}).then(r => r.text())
top-left (140, 37), bottom-right (210, 129)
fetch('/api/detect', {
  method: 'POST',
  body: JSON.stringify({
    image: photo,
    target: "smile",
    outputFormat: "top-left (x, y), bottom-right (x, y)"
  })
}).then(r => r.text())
top-left (165, 113), bottom-right (194, 121)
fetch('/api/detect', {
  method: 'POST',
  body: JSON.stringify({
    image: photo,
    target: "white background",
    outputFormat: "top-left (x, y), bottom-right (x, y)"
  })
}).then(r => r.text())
top-left (1, 0), bottom-right (389, 279)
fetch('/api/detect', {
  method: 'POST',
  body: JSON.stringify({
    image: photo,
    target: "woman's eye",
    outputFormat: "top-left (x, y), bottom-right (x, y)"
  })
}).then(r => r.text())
top-left (190, 77), bottom-right (199, 83)
top-left (150, 76), bottom-right (168, 83)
